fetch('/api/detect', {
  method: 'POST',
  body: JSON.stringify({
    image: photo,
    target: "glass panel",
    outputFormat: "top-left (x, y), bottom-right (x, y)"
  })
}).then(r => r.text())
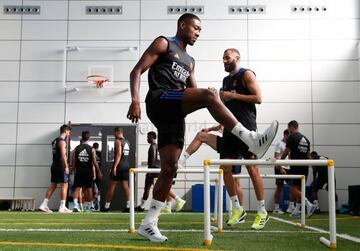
top-left (106, 135), bottom-right (115, 162)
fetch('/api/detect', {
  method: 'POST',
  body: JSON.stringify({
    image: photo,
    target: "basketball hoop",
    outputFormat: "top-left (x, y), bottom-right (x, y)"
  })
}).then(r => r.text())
top-left (87, 75), bottom-right (109, 88)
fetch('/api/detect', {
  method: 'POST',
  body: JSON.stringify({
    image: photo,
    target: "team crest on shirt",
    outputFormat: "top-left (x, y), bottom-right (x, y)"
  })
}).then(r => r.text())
top-left (232, 79), bottom-right (237, 87)
top-left (173, 53), bottom-right (180, 59)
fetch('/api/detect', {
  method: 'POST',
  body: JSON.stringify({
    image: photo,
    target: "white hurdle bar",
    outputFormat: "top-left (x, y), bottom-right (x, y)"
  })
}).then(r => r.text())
top-left (214, 174), bottom-right (306, 233)
top-left (203, 159), bottom-right (337, 249)
top-left (128, 167), bottom-right (222, 244)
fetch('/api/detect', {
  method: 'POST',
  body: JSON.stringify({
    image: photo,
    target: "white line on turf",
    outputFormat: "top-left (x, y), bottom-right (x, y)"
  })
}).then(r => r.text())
top-left (0, 228), bottom-right (320, 234)
top-left (270, 216), bottom-right (360, 243)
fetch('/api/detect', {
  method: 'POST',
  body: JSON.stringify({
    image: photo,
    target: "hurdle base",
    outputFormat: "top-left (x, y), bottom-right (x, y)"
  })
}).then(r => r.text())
top-left (218, 228), bottom-right (223, 234)
top-left (128, 228), bottom-right (136, 234)
top-left (203, 239), bottom-right (212, 246)
top-left (299, 224), bottom-right (305, 229)
top-left (320, 237), bottom-right (336, 249)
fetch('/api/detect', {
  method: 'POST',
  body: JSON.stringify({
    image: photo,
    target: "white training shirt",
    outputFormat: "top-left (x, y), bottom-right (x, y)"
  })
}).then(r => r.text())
top-left (274, 140), bottom-right (290, 170)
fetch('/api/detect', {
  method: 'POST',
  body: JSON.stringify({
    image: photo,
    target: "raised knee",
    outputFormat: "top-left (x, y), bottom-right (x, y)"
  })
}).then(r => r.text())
top-left (204, 89), bottom-right (219, 105)
top-left (161, 161), bottom-right (178, 177)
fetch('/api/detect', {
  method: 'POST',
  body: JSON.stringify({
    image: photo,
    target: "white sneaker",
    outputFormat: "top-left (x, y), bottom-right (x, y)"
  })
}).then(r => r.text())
top-left (273, 208), bottom-right (285, 214)
top-left (286, 207), bottom-right (295, 214)
top-left (306, 203), bottom-right (317, 217)
top-left (137, 219), bottom-right (168, 242)
top-left (290, 208), bottom-right (300, 217)
top-left (39, 205), bottom-right (53, 213)
top-left (238, 218), bottom-right (245, 224)
top-left (175, 199), bottom-right (186, 212)
top-left (59, 207), bottom-right (72, 213)
top-left (73, 205), bottom-right (80, 212)
top-left (248, 120), bottom-right (279, 158)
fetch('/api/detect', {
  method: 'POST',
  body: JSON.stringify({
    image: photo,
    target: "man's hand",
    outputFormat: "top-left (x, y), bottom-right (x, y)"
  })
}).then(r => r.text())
top-left (93, 172), bottom-right (96, 181)
top-left (127, 101), bottom-right (141, 123)
top-left (112, 167), bottom-right (117, 177)
top-left (219, 88), bottom-right (232, 102)
top-left (201, 128), bottom-right (210, 133)
top-left (98, 172), bottom-right (103, 181)
top-left (65, 167), bottom-right (69, 175)
top-left (279, 166), bottom-right (287, 175)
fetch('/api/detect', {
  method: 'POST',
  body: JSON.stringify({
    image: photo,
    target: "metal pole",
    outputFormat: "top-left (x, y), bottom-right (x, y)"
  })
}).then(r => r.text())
top-left (218, 169), bottom-right (224, 233)
top-left (319, 160), bottom-right (337, 249)
top-left (203, 160), bottom-right (212, 246)
top-left (301, 175), bottom-right (306, 228)
top-left (129, 168), bottom-right (135, 233)
top-left (214, 179), bottom-right (218, 222)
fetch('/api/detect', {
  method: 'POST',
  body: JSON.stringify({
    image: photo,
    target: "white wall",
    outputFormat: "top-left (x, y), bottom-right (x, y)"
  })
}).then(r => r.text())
top-left (0, 0), bottom-right (359, 211)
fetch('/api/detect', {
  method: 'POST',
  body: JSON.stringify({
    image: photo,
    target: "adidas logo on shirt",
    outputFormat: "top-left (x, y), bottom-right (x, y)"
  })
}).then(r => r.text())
top-left (298, 137), bottom-right (309, 153)
top-left (78, 149), bottom-right (89, 162)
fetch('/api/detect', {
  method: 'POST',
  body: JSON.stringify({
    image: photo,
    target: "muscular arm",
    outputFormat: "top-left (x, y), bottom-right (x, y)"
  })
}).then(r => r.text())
top-left (71, 150), bottom-right (76, 171)
top-left (223, 70), bottom-right (262, 104)
top-left (127, 37), bottom-right (168, 123)
top-left (186, 62), bottom-right (197, 88)
top-left (280, 147), bottom-right (290, 160)
top-left (148, 144), bottom-right (157, 167)
top-left (202, 124), bottom-right (223, 133)
top-left (275, 151), bottom-right (286, 174)
top-left (91, 148), bottom-right (98, 179)
top-left (112, 140), bottom-right (122, 174)
top-left (59, 141), bottom-right (69, 174)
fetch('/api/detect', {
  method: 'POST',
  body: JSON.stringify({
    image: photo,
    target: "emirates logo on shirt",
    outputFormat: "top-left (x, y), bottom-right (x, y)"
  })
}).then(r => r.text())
top-left (171, 61), bottom-right (190, 82)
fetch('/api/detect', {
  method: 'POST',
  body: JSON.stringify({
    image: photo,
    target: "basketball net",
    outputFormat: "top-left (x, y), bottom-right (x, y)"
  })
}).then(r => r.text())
top-left (86, 75), bottom-right (109, 88)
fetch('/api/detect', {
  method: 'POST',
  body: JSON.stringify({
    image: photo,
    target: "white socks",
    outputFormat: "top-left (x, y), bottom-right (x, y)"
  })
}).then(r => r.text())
top-left (126, 200), bottom-right (130, 209)
top-left (183, 152), bottom-right (190, 161)
top-left (105, 202), bottom-right (110, 209)
top-left (257, 200), bottom-right (267, 214)
top-left (305, 198), bottom-right (313, 207)
top-left (73, 199), bottom-right (79, 207)
top-left (143, 199), bottom-right (164, 224)
top-left (231, 122), bottom-right (253, 146)
top-left (174, 195), bottom-right (180, 202)
top-left (274, 203), bottom-right (280, 210)
top-left (230, 195), bottom-right (241, 210)
top-left (179, 152), bottom-right (190, 167)
top-left (289, 201), bottom-right (295, 209)
top-left (42, 198), bottom-right (49, 207)
top-left (60, 200), bottom-right (66, 208)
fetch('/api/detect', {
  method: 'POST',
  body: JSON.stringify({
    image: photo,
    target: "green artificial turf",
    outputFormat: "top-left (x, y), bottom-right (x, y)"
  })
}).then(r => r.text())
top-left (0, 211), bottom-right (358, 251)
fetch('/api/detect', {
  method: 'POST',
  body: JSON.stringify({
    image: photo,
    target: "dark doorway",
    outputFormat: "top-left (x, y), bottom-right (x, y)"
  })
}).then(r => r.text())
top-left (69, 124), bottom-right (137, 210)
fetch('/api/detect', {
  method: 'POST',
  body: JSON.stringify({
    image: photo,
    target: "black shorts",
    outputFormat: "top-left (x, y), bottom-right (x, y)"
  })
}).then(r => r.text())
top-left (50, 163), bottom-right (68, 184)
top-left (74, 168), bottom-right (94, 189)
top-left (232, 165), bottom-right (241, 174)
top-left (274, 167), bottom-right (290, 185)
top-left (146, 90), bottom-right (185, 149)
top-left (289, 166), bottom-right (309, 186)
top-left (220, 129), bottom-right (256, 160)
top-left (110, 169), bottom-right (129, 181)
top-left (312, 173), bottom-right (328, 191)
top-left (216, 136), bottom-right (223, 153)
